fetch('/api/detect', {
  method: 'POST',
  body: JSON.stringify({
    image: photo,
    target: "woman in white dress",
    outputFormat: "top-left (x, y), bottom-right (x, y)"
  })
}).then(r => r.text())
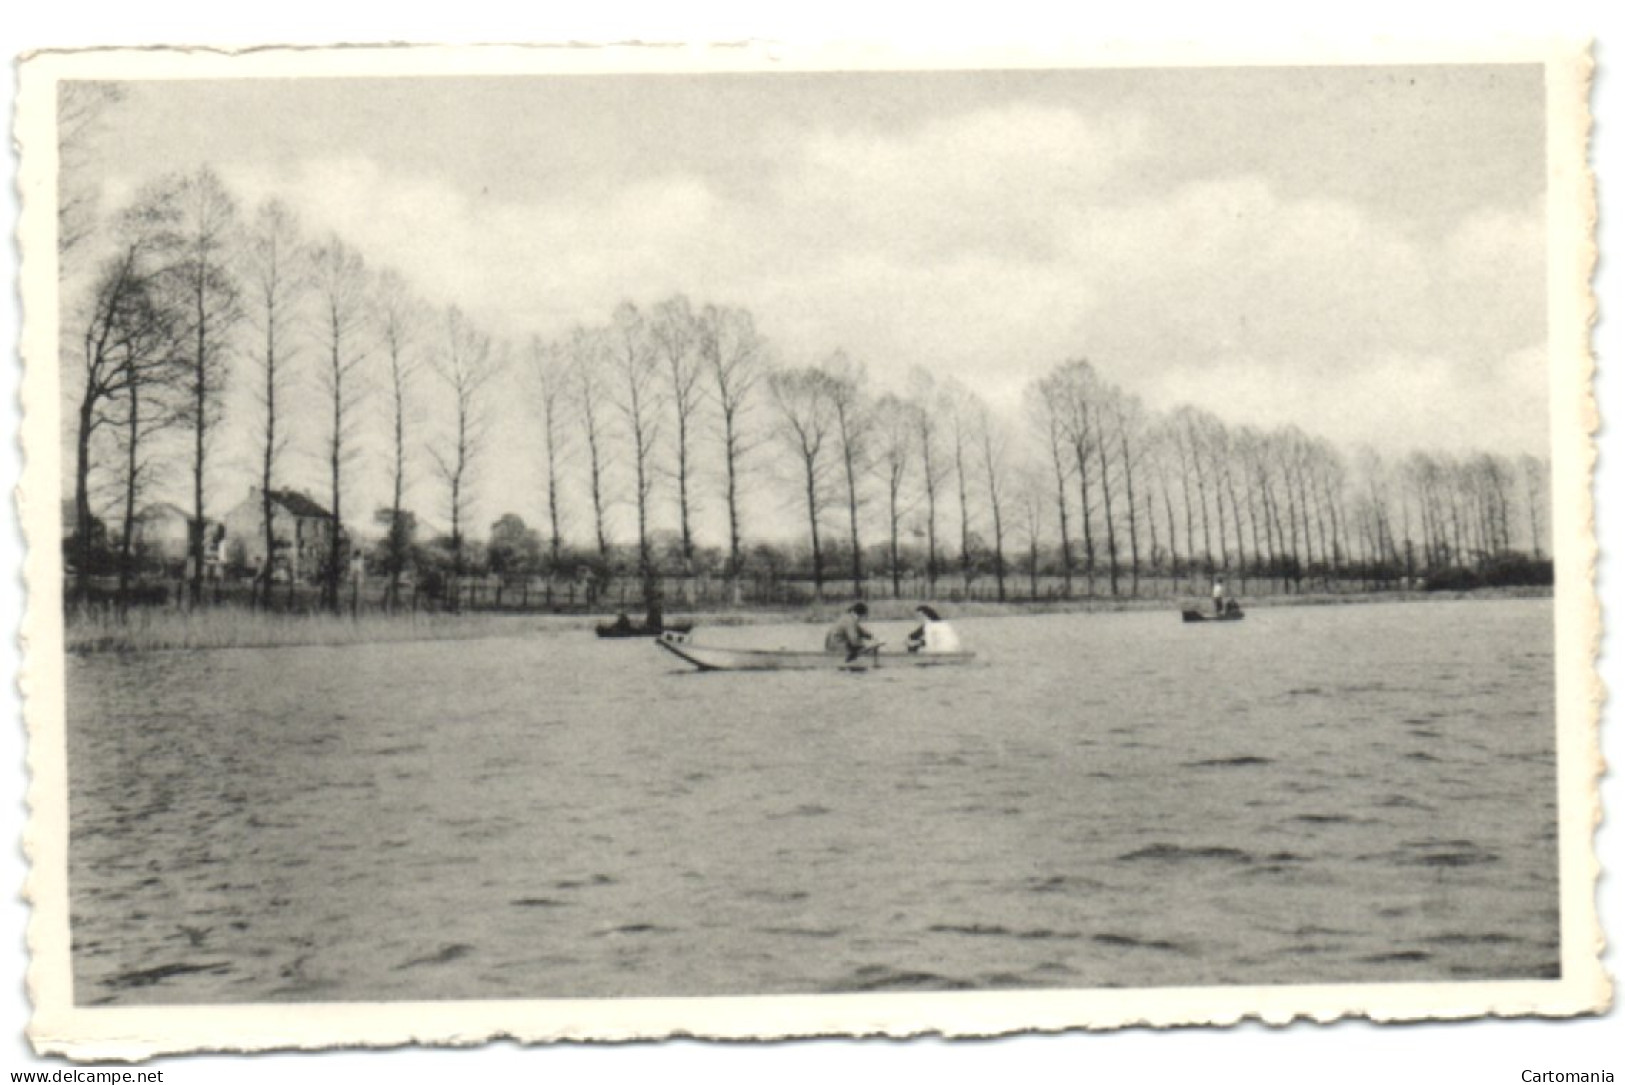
top-left (906, 604), bottom-right (961, 653)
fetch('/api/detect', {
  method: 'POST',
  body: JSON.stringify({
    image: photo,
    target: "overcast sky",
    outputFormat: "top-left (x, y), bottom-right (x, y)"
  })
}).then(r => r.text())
top-left (72, 64), bottom-right (1549, 539)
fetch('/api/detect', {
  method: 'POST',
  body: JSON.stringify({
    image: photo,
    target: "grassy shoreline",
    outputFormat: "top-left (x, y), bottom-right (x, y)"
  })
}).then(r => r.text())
top-left (62, 585), bottom-right (1554, 655)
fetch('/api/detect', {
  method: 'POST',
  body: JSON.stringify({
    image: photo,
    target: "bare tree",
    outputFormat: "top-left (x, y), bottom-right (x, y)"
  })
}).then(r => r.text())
top-left (1520, 453), bottom-right (1548, 560)
top-left (1289, 428), bottom-right (1324, 576)
top-left (529, 336), bottom-right (572, 579)
top-left (1391, 449), bottom-right (1417, 577)
top-left (607, 302), bottom-right (664, 605)
top-left (1167, 410), bottom-right (1200, 578)
top-left (1352, 446), bottom-right (1398, 572)
top-left (1089, 393), bottom-right (1121, 595)
top-left (1147, 417), bottom-right (1183, 578)
top-left (651, 295), bottom-right (703, 566)
top-left (1027, 372), bottom-right (1075, 597)
top-left (1238, 428), bottom-right (1276, 578)
top-left (570, 325), bottom-right (613, 558)
top-left (244, 200), bottom-right (307, 607)
top-left (1178, 407), bottom-right (1221, 574)
top-left (1444, 453), bottom-right (1471, 567)
top-left (68, 184), bottom-right (182, 601)
top-left (1276, 426), bottom-right (1315, 583)
top-left (172, 168), bottom-right (242, 605)
top-left (768, 366), bottom-right (837, 597)
top-left (1312, 439), bottom-right (1350, 574)
top-left (973, 394), bottom-right (1012, 601)
top-left (1168, 406), bottom-right (1237, 576)
top-left (1053, 360), bottom-right (1100, 593)
top-left (430, 307), bottom-right (498, 608)
top-left (1300, 438), bottom-right (1336, 578)
top-left (110, 349), bottom-right (183, 610)
top-left (942, 377), bottom-right (979, 586)
top-left (1262, 432), bottom-right (1294, 582)
top-left (905, 369), bottom-right (951, 594)
top-left (1014, 463), bottom-right (1049, 599)
top-left (1110, 389), bottom-right (1150, 595)
top-left (1474, 453), bottom-right (1514, 556)
top-left (309, 234), bottom-right (370, 612)
top-left (1198, 413), bottom-right (1233, 574)
top-left (372, 268), bottom-right (422, 609)
top-left (1213, 420), bottom-right (1250, 585)
top-left (699, 304), bottom-right (768, 593)
top-left (824, 351), bottom-right (871, 593)
top-left (57, 81), bottom-right (126, 264)
top-left (871, 393), bottom-right (916, 598)
top-left (99, 207), bottom-right (188, 611)
top-left (1420, 451), bottom-right (1453, 569)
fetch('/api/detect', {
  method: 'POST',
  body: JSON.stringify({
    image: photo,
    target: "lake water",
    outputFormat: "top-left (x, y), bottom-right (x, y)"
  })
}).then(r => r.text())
top-left (65, 597), bottom-right (1559, 1005)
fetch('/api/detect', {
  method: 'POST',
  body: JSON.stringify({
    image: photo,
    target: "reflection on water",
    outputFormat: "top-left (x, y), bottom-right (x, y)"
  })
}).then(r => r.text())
top-left (66, 598), bottom-right (1559, 1004)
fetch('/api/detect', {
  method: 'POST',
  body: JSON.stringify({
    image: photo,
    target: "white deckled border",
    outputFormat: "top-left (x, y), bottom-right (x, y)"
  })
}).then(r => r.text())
top-left (14, 37), bottom-right (1607, 1060)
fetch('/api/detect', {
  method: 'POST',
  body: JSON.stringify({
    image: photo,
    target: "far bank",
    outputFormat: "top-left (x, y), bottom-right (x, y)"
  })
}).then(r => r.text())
top-left (61, 584), bottom-right (1553, 655)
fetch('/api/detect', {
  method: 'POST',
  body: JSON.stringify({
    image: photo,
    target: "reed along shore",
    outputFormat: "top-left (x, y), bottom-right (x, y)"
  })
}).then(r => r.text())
top-left (62, 585), bottom-right (1552, 655)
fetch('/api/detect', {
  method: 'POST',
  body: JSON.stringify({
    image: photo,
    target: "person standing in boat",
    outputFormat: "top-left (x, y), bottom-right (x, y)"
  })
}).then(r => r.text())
top-left (906, 605), bottom-right (961, 654)
top-left (825, 601), bottom-right (876, 662)
top-left (1212, 576), bottom-right (1227, 616)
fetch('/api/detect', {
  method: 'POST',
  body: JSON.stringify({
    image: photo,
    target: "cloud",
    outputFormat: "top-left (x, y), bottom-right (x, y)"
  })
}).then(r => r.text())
top-left (773, 104), bottom-right (1153, 264)
top-left (1137, 346), bottom-right (1549, 457)
top-left (220, 156), bottom-right (725, 333)
top-left (204, 106), bottom-right (1544, 466)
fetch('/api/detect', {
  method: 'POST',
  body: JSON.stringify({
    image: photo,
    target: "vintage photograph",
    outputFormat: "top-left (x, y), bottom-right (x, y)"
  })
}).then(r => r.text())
top-left (17, 41), bottom-right (1602, 1054)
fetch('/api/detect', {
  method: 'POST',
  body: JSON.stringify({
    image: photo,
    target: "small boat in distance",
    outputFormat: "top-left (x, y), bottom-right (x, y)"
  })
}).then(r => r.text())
top-left (595, 618), bottom-right (694, 639)
top-left (1182, 608), bottom-right (1245, 623)
top-left (656, 632), bottom-right (976, 672)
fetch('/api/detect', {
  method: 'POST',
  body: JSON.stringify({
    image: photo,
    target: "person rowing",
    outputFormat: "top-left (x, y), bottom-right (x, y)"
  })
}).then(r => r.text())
top-left (824, 601), bottom-right (877, 663)
top-left (906, 604), bottom-right (962, 654)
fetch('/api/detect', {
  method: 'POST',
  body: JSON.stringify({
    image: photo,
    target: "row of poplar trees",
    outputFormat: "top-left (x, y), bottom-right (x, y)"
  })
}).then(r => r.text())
top-left (523, 311), bottom-right (1549, 602)
top-left (67, 166), bottom-right (1550, 610)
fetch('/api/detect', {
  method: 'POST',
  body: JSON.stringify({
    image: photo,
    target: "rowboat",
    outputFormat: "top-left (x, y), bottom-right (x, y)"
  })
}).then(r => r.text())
top-left (656, 633), bottom-right (976, 672)
top-left (1182, 608), bottom-right (1245, 623)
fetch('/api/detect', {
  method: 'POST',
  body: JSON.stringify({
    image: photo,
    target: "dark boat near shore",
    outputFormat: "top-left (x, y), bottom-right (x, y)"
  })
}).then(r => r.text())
top-left (1182, 608), bottom-right (1245, 623)
top-left (595, 619), bottom-right (695, 639)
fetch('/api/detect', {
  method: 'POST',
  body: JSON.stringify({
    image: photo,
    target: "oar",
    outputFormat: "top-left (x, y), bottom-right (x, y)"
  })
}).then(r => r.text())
top-left (844, 640), bottom-right (885, 667)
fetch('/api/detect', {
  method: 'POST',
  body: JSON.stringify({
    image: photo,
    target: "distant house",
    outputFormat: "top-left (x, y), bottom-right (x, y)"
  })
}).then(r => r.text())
top-left (223, 487), bottom-right (337, 582)
top-left (128, 502), bottom-right (196, 565)
top-left (60, 497), bottom-right (106, 547)
top-left (61, 497), bottom-right (108, 572)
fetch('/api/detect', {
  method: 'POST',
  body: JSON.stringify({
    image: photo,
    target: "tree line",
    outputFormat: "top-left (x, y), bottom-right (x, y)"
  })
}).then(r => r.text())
top-left (66, 165), bottom-right (502, 611)
top-left (65, 164), bottom-right (1552, 615)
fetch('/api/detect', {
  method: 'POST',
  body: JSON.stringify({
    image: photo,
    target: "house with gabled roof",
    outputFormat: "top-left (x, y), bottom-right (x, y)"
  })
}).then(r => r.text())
top-left (223, 486), bottom-right (337, 583)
